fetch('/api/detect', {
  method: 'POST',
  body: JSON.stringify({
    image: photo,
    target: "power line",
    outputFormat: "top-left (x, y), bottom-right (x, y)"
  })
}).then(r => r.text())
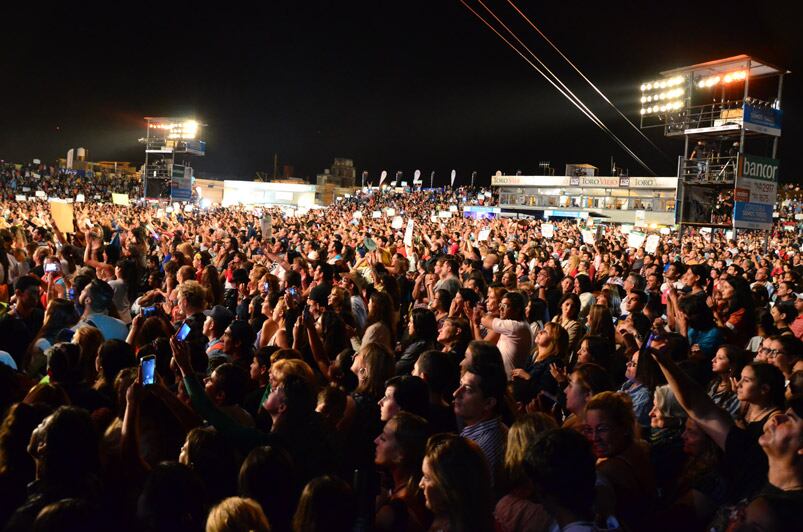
top-left (505, 0), bottom-right (670, 161)
top-left (460, 0), bottom-right (657, 175)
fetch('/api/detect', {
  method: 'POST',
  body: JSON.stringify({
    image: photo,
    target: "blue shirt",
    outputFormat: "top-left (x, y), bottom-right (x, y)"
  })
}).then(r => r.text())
top-left (688, 327), bottom-right (724, 359)
top-left (619, 380), bottom-right (652, 428)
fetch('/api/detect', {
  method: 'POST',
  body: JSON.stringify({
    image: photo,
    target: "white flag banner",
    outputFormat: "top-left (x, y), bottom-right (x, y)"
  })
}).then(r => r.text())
top-left (644, 234), bottom-right (660, 254)
top-left (403, 220), bottom-right (414, 246)
top-left (448, 205), bottom-right (458, 213)
top-left (386, 208), bottom-right (396, 217)
top-left (392, 216), bottom-right (404, 229)
top-left (541, 223), bottom-right (554, 239)
top-left (379, 170), bottom-right (388, 186)
top-left (450, 169), bottom-right (456, 187)
top-left (371, 211), bottom-right (382, 219)
top-left (75, 194), bottom-right (85, 202)
top-left (478, 229), bottom-right (491, 241)
top-left (581, 230), bottom-right (595, 245)
top-left (438, 210), bottom-right (452, 218)
top-left (260, 215), bottom-right (272, 240)
top-left (413, 169), bottom-right (421, 184)
top-left (352, 211), bottom-right (362, 219)
top-left (627, 231), bottom-right (646, 249)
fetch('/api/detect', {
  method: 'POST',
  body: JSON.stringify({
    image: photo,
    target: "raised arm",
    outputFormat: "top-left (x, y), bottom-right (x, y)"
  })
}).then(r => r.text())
top-left (650, 341), bottom-right (733, 449)
top-left (120, 371), bottom-right (150, 481)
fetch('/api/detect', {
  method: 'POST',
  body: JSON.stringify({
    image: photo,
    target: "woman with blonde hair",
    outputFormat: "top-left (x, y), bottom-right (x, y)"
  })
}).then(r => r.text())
top-left (206, 496), bottom-right (270, 532)
top-left (270, 358), bottom-right (317, 399)
top-left (349, 342), bottom-right (393, 400)
top-left (343, 342), bottom-right (396, 473)
top-left (495, 413), bottom-right (557, 532)
top-left (511, 322), bottom-right (568, 402)
top-left (71, 325), bottom-right (104, 383)
top-left (584, 391), bottom-right (656, 531)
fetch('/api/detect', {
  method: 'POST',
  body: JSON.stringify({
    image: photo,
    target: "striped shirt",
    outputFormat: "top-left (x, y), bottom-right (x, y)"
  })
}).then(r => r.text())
top-left (461, 417), bottom-right (507, 485)
top-left (707, 380), bottom-right (741, 419)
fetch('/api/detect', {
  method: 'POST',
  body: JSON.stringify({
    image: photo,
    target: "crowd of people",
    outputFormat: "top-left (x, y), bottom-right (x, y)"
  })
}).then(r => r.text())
top-left (0, 180), bottom-right (802, 532)
top-left (1, 162), bottom-right (142, 202)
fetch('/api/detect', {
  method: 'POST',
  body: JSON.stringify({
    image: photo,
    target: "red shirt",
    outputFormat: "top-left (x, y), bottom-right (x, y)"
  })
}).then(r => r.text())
top-left (791, 315), bottom-right (803, 340)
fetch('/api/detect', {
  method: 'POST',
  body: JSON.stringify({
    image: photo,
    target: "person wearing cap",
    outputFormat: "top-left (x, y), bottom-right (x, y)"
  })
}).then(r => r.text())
top-left (204, 305), bottom-right (235, 360)
top-left (73, 279), bottom-right (128, 341)
top-left (0, 275), bottom-right (45, 367)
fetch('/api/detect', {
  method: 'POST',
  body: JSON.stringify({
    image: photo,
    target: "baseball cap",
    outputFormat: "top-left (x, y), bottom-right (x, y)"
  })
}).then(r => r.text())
top-left (204, 305), bottom-right (235, 330)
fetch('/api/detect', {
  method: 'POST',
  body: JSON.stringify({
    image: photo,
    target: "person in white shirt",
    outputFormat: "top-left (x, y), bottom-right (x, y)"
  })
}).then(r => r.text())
top-left (73, 279), bottom-right (129, 341)
top-left (480, 291), bottom-right (532, 376)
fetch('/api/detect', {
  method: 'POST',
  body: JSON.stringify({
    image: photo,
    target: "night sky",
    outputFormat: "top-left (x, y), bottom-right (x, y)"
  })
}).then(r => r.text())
top-left (1, 1), bottom-right (800, 185)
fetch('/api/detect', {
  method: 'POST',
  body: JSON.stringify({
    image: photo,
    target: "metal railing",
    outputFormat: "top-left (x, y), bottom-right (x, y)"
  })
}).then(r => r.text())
top-left (678, 155), bottom-right (737, 184)
top-left (663, 101), bottom-right (744, 135)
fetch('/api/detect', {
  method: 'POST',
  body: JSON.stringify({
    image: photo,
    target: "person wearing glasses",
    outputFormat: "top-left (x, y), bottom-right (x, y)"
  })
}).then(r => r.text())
top-left (764, 335), bottom-right (803, 385)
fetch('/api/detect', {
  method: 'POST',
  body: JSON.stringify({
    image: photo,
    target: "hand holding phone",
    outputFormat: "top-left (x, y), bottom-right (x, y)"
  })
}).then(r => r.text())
top-left (141, 355), bottom-right (156, 386)
top-left (176, 322), bottom-right (192, 342)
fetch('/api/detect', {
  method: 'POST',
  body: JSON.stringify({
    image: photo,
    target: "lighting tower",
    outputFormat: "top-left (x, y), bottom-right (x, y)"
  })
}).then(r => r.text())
top-left (638, 55), bottom-right (786, 239)
top-left (140, 117), bottom-right (206, 201)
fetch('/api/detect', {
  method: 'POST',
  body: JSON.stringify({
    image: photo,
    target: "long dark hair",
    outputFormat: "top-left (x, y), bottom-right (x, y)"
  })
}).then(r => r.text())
top-left (203, 264), bottom-right (224, 306)
top-left (407, 307), bottom-right (438, 345)
top-left (367, 291), bottom-right (396, 346)
top-left (116, 258), bottom-right (140, 301)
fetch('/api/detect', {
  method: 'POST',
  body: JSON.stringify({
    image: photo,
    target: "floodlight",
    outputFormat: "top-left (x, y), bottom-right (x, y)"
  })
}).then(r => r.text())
top-left (640, 84), bottom-right (647, 91)
top-left (183, 120), bottom-right (199, 139)
top-left (640, 108), bottom-right (646, 114)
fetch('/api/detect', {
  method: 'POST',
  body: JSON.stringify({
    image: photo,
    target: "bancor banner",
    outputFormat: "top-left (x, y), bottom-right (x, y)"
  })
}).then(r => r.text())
top-left (734, 154), bottom-right (778, 230)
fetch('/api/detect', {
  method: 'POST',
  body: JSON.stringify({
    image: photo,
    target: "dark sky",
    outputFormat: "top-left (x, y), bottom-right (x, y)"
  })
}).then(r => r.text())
top-left (1, 1), bottom-right (800, 186)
